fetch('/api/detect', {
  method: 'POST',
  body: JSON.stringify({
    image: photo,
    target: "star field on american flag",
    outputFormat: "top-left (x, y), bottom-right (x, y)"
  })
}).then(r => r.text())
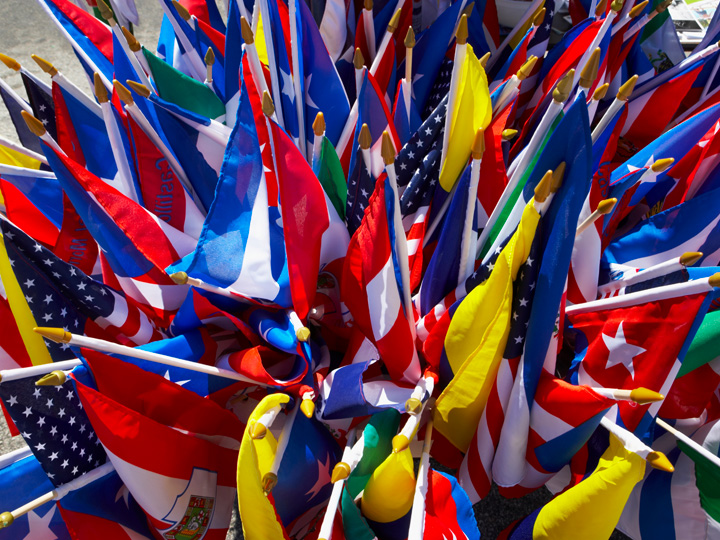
top-left (422, 57), bottom-right (453, 118)
top-left (20, 71), bottom-right (57, 141)
top-left (345, 151), bottom-right (375, 234)
top-left (0, 374), bottom-right (107, 487)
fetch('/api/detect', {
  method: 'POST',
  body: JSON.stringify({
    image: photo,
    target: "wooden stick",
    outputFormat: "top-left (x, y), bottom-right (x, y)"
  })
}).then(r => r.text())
top-left (657, 418), bottom-right (720, 469)
top-left (576, 198), bottom-right (617, 236)
top-left (317, 431), bottom-right (358, 540)
top-left (590, 386), bottom-right (664, 404)
top-left (263, 405), bottom-right (298, 492)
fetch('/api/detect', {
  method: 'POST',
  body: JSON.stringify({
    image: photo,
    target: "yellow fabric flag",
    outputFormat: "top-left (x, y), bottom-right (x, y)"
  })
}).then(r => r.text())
top-left (236, 393), bottom-right (289, 540)
top-left (433, 200), bottom-right (540, 452)
top-left (438, 44), bottom-right (492, 191)
top-left (0, 233), bottom-right (52, 366)
top-left (255, 12), bottom-right (270, 67)
top-left (532, 433), bottom-right (646, 539)
top-left (0, 144), bottom-right (43, 169)
top-left (360, 447), bottom-right (416, 523)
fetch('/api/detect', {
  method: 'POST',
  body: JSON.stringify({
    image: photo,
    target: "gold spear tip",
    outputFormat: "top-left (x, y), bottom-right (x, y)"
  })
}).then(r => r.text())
top-left (647, 451), bottom-right (674, 472)
top-left (169, 271), bottom-right (189, 285)
top-left (404, 26), bottom-right (416, 48)
top-left (517, 55), bottom-right (538, 80)
top-left (204, 47), bottom-right (215, 66)
top-left (36, 370), bottom-right (67, 387)
top-left (331, 461), bottom-right (351, 483)
top-left (456, 14), bottom-right (469, 45)
top-left (501, 128), bottom-right (518, 141)
top-left (0, 512), bottom-right (14, 528)
top-left (480, 51), bottom-right (491, 69)
top-left (405, 397), bottom-right (422, 415)
top-left (359, 123), bottom-right (372, 150)
top-left (97, 0), bottom-right (116, 25)
top-left (597, 197), bottom-right (617, 215)
top-left (617, 74), bottom-right (639, 101)
top-left (709, 272), bottom-right (720, 288)
top-left (240, 16), bottom-right (254, 45)
top-left (629, 0), bottom-right (649, 17)
top-left (656, 0), bottom-right (672, 13)
top-left (680, 251), bottom-right (703, 266)
top-left (31, 54), bottom-right (58, 77)
top-left (579, 48), bottom-right (601, 89)
top-left (534, 170), bottom-right (553, 203)
top-left (33, 327), bottom-right (71, 343)
top-left (262, 472), bottom-right (278, 494)
top-left (300, 397), bottom-right (315, 418)
top-left (21, 111), bottom-right (46, 137)
top-left (313, 112), bottom-right (325, 136)
top-left (595, 0), bottom-right (608, 16)
top-left (94, 72), bottom-right (109, 103)
top-left (172, 0), bottom-right (192, 21)
top-left (353, 48), bottom-right (365, 70)
top-left (593, 82), bottom-right (610, 100)
top-left (121, 26), bottom-right (141, 52)
top-left (262, 91), bottom-right (275, 117)
top-left (0, 53), bottom-right (21, 71)
top-left (249, 421), bottom-right (267, 440)
top-left (126, 80), bottom-right (151, 98)
top-left (651, 157), bottom-right (674, 173)
top-left (533, 7), bottom-right (547, 26)
top-left (296, 326), bottom-right (311, 342)
top-left (113, 80), bottom-right (134, 105)
top-left (388, 8), bottom-right (402, 33)
top-left (364, 0), bottom-right (373, 10)
top-left (462, 2), bottom-right (475, 18)
top-left (553, 69), bottom-right (575, 102)
top-left (392, 434), bottom-right (410, 453)
top-left (611, 0), bottom-right (624, 13)
top-left (472, 128), bottom-right (485, 159)
top-left (381, 131), bottom-right (396, 165)
top-left (629, 387), bottom-right (664, 404)
top-left (551, 161), bottom-right (566, 193)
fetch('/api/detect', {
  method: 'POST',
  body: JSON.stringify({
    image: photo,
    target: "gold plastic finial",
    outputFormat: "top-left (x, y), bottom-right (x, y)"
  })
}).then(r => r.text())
top-left (392, 434), bottom-right (410, 453)
top-left (656, 0), bottom-right (672, 13)
top-left (597, 198), bottom-right (617, 215)
top-left (405, 397), bottom-right (422, 415)
top-left (249, 421), bottom-right (268, 440)
top-left (629, 0), bottom-right (649, 17)
top-left (629, 387), bottom-right (664, 405)
top-left (21, 111), bottom-right (46, 137)
top-left (169, 271), bottom-right (189, 285)
top-left (517, 55), bottom-right (538, 80)
top-left (240, 17), bottom-right (254, 45)
top-left (595, 0), bottom-right (607, 16)
top-left (611, 0), bottom-right (624, 12)
top-left (313, 112), bottom-right (325, 136)
top-left (534, 170), bottom-right (553, 203)
top-left (593, 83), bottom-right (609, 100)
top-left (680, 252), bottom-right (703, 266)
top-left (36, 370), bottom-right (67, 386)
top-left (97, 0), bottom-right (116, 25)
top-left (364, 0), bottom-right (373, 10)
top-left (300, 397), bottom-right (315, 418)
top-left (359, 123), bottom-right (372, 150)
top-left (93, 73), bottom-right (109, 103)
top-left (456, 14), bottom-right (469, 45)
top-left (381, 131), bottom-right (396, 165)
top-left (331, 462), bottom-right (351, 483)
top-left (388, 8), bottom-right (402, 33)
top-left (262, 472), bottom-right (278, 494)
top-left (113, 80), bottom-right (134, 105)
top-left (471, 128), bottom-right (485, 160)
top-left (553, 69), bottom-right (575, 102)
top-left (0, 512), bottom-right (14, 528)
top-left (262, 91), bottom-right (275, 117)
top-left (501, 129), bottom-right (518, 141)
top-left (296, 327), bottom-right (311, 342)
top-left (647, 451), bottom-right (674, 472)
top-left (205, 48), bottom-right (215, 66)
top-left (617, 75), bottom-right (638, 101)
top-left (33, 327), bottom-right (71, 343)
top-left (404, 27), bottom-right (416, 48)
top-left (122, 26), bottom-right (141, 52)
top-left (31, 54), bottom-right (58, 77)
top-left (651, 157), bottom-right (674, 173)
top-left (0, 53), bottom-right (21, 72)
top-left (579, 48), bottom-right (601, 89)
top-left (126, 80), bottom-right (152, 98)
top-left (172, 0), bottom-right (192, 21)
top-left (534, 7), bottom-right (546, 25)
top-left (551, 162), bottom-right (566, 193)
top-left (479, 52), bottom-right (491, 69)
top-left (354, 48), bottom-right (365, 70)
top-left (709, 272), bottom-right (720, 288)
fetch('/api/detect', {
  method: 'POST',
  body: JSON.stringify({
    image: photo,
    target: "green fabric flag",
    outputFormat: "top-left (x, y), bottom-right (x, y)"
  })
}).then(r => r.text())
top-left (315, 137), bottom-right (347, 221)
top-left (677, 310), bottom-right (720, 377)
top-left (340, 409), bottom-right (400, 540)
top-left (677, 438), bottom-right (720, 523)
top-left (142, 47), bottom-right (226, 121)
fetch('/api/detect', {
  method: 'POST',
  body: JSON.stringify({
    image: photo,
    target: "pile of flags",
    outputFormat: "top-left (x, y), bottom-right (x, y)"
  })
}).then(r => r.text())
top-left (2, 0), bottom-right (720, 538)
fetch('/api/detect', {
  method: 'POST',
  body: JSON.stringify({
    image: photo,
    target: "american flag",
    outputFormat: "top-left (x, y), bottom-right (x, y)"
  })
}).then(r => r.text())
top-left (0, 373), bottom-right (107, 487)
top-left (423, 56), bottom-right (453, 119)
top-left (1, 218), bottom-right (163, 362)
top-left (21, 71), bottom-right (57, 142)
top-left (345, 149), bottom-right (374, 236)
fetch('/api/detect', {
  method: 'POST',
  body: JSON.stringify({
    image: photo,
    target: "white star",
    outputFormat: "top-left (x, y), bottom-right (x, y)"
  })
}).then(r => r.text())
top-left (514, 336), bottom-right (523, 344)
top-left (115, 484), bottom-right (131, 507)
top-left (7, 395), bottom-right (17, 406)
top-left (42, 313), bottom-right (52, 322)
top-left (76, 282), bottom-right (86, 291)
top-left (79, 448), bottom-right (85, 457)
top-left (61, 459), bottom-right (69, 469)
top-left (71, 441), bottom-right (77, 451)
top-left (68, 416), bottom-right (76, 425)
top-left (519, 297), bottom-right (528, 307)
top-left (280, 69), bottom-right (295, 103)
top-left (84, 295), bottom-right (94, 303)
top-left (61, 434), bottom-right (68, 443)
top-left (425, 127), bottom-right (433, 136)
top-left (23, 505), bottom-right (59, 540)
top-left (43, 295), bottom-right (53, 305)
top-left (305, 74), bottom-right (318, 109)
top-left (69, 267), bottom-right (76, 276)
top-left (24, 278), bottom-right (35, 288)
top-left (43, 259), bottom-right (53, 266)
top-left (72, 466), bottom-right (78, 475)
top-left (602, 322), bottom-right (646, 379)
top-left (526, 257), bottom-right (534, 267)
top-left (35, 442), bottom-right (46, 451)
top-left (60, 307), bottom-right (67, 317)
top-left (37, 416), bottom-right (45, 427)
top-left (58, 408), bottom-right (66, 418)
top-left (49, 452), bottom-right (58, 461)
top-left (305, 454), bottom-right (332, 500)
top-left (22, 407), bottom-right (32, 418)
top-left (487, 262), bottom-right (494, 271)
top-left (46, 398), bottom-right (53, 408)
top-left (33, 243), bottom-right (43, 252)
top-left (49, 426), bottom-right (57, 436)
